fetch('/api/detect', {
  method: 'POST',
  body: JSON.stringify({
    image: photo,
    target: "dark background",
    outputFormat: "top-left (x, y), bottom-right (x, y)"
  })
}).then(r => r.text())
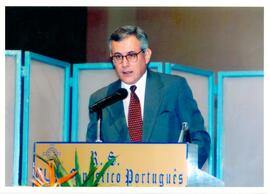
top-left (5, 7), bottom-right (263, 71)
top-left (6, 7), bottom-right (87, 63)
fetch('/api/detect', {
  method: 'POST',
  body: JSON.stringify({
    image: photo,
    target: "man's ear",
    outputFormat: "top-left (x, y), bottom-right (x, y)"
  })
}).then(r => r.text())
top-left (144, 48), bottom-right (152, 64)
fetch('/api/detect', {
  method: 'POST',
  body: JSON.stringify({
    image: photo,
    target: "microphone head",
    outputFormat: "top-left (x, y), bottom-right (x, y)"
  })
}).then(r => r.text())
top-left (116, 88), bottom-right (128, 99)
top-left (89, 88), bottom-right (128, 112)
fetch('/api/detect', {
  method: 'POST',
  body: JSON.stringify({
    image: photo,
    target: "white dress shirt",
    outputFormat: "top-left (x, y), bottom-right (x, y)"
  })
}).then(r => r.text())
top-left (121, 71), bottom-right (147, 123)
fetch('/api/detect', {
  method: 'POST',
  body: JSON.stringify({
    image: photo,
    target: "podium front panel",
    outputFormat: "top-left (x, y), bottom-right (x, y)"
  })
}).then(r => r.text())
top-left (34, 143), bottom-right (187, 187)
top-left (217, 72), bottom-right (263, 186)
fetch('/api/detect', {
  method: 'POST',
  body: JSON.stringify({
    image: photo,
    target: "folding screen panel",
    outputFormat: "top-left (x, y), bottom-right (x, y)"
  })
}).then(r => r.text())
top-left (71, 63), bottom-right (117, 142)
top-left (216, 71), bottom-right (264, 186)
top-left (5, 50), bottom-right (22, 186)
top-left (21, 52), bottom-right (71, 185)
top-left (71, 62), bottom-right (163, 142)
top-left (165, 63), bottom-right (215, 175)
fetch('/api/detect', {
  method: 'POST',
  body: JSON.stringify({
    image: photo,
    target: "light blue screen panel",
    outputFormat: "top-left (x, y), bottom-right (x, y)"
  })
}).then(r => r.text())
top-left (21, 51), bottom-right (71, 185)
top-left (5, 50), bottom-right (22, 186)
top-left (71, 63), bottom-right (117, 142)
top-left (165, 63), bottom-right (215, 175)
top-left (216, 71), bottom-right (264, 186)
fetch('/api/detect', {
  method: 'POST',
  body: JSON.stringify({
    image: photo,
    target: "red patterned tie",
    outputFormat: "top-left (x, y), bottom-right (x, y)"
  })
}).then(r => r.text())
top-left (128, 85), bottom-right (143, 142)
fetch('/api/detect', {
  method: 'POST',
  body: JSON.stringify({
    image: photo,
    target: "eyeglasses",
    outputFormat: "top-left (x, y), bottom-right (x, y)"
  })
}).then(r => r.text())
top-left (111, 50), bottom-right (144, 64)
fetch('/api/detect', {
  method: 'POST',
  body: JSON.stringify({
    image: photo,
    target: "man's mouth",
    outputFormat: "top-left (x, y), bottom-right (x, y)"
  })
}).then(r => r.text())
top-left (122, 71), bottom-right (133, 75)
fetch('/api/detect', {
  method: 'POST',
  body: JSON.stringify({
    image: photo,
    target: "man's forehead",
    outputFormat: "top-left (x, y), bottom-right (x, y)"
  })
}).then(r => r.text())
top-left (111, 37), bottom-right (141, 54)
top-left (111, 35), bottom-right (140, 45)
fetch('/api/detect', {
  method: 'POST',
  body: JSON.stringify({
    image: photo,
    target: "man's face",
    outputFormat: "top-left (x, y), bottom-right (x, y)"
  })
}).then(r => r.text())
top-left (110, 35), bottom-right (152, 85)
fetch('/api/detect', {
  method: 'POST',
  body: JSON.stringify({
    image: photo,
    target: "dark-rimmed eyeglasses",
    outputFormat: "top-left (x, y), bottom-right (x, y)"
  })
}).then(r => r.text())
top-left (111, 50), bottom-right (144, 64)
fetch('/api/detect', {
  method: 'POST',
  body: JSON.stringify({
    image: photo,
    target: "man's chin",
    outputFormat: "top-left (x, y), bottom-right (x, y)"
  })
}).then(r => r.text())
top-left (121, 78), bottom-right (136, 85)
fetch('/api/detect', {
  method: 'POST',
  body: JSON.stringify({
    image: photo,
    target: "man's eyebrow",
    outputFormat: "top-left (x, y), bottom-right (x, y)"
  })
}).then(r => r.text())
top-left (112, 51), bottom-right (136, 55)
top-left (112, 52), bottom-right (123, 55)
top-left (127, 51), bottom-right (136, 54)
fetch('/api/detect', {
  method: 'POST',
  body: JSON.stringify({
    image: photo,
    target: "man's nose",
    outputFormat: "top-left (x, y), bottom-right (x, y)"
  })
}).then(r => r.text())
top-left (122, 56), bottom-right (129, 67)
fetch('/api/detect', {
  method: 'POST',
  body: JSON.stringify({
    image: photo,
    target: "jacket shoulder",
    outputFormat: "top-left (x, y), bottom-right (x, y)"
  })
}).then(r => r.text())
top-left (150, 71), bottom-right (187, 85)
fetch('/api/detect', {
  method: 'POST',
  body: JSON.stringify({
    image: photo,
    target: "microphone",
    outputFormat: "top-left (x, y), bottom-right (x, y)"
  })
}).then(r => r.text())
top-left (178, 122), bottom-right (189, 143)
top-left (89, 88), bottom-right (128, 112)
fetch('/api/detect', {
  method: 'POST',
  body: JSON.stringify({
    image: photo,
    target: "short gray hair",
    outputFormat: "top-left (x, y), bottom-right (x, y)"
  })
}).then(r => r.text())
top-left (108, 25), bottom-right (149, 53)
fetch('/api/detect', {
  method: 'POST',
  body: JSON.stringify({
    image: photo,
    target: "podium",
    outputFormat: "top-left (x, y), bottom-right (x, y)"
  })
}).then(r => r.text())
top-left (33, 142), bottom-right (223, 187)
top-left (186, 144), bottom-right (224, 186)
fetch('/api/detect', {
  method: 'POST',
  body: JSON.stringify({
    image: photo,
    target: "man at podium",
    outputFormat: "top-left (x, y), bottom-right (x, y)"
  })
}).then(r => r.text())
top-left (86, 25), bottom-right (210, 169)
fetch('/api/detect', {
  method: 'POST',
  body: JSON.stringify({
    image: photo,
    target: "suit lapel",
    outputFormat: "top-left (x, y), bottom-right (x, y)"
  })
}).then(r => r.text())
top-left (105, 71), bottom-right (164, 142)
top-left (142, 70), bottom-right (164, 141)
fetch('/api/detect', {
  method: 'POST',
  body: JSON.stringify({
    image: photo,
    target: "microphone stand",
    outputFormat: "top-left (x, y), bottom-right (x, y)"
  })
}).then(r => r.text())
top-left (178, 122), bottom-right (189, 143)
top-left (95, 109), bottom-right (103, 143)
top-left (89, 88), bottom-right (128, 143)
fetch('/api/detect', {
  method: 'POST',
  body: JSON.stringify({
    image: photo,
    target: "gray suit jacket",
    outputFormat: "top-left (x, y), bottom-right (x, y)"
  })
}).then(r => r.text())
top-left (86, 70), bottom-right (210, 168)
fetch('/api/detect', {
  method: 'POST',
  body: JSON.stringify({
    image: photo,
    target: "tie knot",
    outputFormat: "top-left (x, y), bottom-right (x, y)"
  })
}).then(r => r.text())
top-left (130, 85), bottom-right (137, 93)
